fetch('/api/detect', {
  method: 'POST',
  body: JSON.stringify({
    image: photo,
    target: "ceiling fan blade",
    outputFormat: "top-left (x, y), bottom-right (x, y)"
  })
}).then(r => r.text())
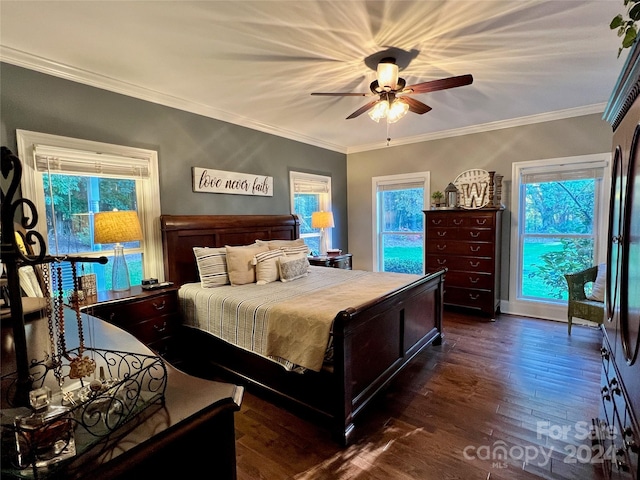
top-left (346, 99), bottom-right (381, 119)
top-left (403, 97), bottom-right (432, 115)
top-left (311, 92), bottom-right (370, 97)
top-left (404, 74), bottom-right (473, 95)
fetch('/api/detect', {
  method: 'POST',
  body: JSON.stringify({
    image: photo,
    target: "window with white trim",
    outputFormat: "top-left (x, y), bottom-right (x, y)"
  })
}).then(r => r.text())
top-left (508, 153), bottom-right (610, 319)
top-left (289, 171), bottom-right (332, 255)
top-left (17, 130), bottom-right (163, 291)
top-left (372, 172), bottom-right (429, 274)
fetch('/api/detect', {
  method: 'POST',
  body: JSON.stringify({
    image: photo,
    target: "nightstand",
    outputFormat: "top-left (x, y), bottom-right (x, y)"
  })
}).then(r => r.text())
top-left (77, 284), bottom-right (183, 363)
top-left (308, 253), bottom-right (353, 270)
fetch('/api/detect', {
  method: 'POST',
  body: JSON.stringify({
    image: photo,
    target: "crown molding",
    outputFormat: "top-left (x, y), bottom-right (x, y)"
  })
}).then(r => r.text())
top-left (346, 103), bottom-right (607, 154)
top-left (1, 46), bottom-right (605, 156)
top-left (0, 46), bottom-right (347, 154)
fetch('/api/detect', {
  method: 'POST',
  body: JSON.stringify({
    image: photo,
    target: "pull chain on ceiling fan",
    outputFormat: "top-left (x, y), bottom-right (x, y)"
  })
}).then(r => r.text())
top-left (311, 57), bottom-right (473, 125)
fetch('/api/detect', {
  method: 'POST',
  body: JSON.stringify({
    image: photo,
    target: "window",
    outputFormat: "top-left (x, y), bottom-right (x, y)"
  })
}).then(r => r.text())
top-left (17, 130), bottom-right (163, 292)
top-left (508, 153), bottom-right (610, 319)
top-left (289, 171), bottom-right (332, 255)
top-left (372, 172), bottom-right (430, 274)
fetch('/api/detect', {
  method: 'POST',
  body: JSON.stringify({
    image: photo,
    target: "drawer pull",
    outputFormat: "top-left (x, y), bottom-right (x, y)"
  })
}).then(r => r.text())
top-left (469, 277), bottom-right (479, 284)
top-left (153, 321), bottom-right (168, 333)
top-left (468, 293), bottom-right (480, 300)
top-left (469, 261), bottom-right (480, 268)
top-left (152, 300), bottom-right (166, 311)
top-left (470, 246), bottom-right (481, 252)
top-left (470, 231), bottom-right (480, 238)
top-left (437, 244), bottom-right (447, 251)
top-left (476, 219), bottom-right (487, 225)
top-left (601, 386), bottom-right (611, 401)
top-left (437, 231), bottom-right (447, 237)
top-left (601, 347), bottom-right (610, 360)
top-left (453, 219), bottom-right (463, 225)
top-left (437, 258), bottom-right (447, 265)
top-left (432, 219), bottom-right (442, 225)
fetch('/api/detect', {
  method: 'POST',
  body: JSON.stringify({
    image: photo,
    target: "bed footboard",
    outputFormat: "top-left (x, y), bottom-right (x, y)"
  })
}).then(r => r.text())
top-left (331, 269), bottom-right (445, 445)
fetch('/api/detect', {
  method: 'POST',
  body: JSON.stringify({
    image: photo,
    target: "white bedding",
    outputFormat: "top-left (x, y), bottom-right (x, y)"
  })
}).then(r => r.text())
top-left (178, 266), bottom-right (421, 372)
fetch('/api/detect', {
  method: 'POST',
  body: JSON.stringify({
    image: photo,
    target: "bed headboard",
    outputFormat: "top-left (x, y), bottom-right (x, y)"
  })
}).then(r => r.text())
top-left (160, 214), bottom-right (300, 286)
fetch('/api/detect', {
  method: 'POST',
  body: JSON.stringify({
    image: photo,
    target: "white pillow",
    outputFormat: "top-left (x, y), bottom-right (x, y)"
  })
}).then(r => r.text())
top-left (252, 249), bottom-right (284, 285)
top-left (587, 263), bottom-right (606, 302)
top-left (193, 247), bottom-right (229, 287)
top-left (278, 255), bottom-right (309, 282)
top-left (225, 244), bottom-right (269, 285)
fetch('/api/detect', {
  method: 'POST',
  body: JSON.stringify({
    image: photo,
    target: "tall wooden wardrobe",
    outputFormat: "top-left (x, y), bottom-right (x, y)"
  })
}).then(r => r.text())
top-left (598, 40), bottom-right (640, 479)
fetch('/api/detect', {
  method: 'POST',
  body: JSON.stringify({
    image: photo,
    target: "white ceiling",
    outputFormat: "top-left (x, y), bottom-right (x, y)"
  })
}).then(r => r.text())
top-left (0, 1), bottom-right (627, 153)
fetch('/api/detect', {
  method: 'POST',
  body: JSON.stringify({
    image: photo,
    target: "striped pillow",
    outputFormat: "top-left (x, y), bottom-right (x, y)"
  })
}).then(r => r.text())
top-left (193, 247), bottom-right (229, 287)
top-left (252, 249), bottom-right (284, 284)
top-left (280, 244), bottom-right (310, 257)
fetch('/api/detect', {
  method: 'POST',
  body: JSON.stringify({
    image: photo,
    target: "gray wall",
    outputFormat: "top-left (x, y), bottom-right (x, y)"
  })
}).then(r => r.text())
top-left (347, 114), bottom-right (613, 298)
top-left (0, 62), bottom-right (348, 248)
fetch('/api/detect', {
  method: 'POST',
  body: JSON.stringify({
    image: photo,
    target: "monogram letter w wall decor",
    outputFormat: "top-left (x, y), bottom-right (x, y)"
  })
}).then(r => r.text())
top-left (192, 167), bottom-right (273, 197)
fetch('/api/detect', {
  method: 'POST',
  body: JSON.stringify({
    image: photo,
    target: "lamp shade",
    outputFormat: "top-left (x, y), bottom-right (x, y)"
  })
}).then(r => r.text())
top-left (311, 211), bottom-right (334, 229)
top-left (94, 210), bottom-right (143, 244)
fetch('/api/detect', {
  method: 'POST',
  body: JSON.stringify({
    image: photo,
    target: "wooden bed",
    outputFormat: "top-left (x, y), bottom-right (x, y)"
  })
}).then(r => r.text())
top-left (160, 214), bottom-right (445, 445)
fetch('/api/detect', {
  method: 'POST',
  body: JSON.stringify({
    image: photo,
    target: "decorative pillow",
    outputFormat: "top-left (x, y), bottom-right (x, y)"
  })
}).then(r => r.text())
top-left (588, 263), bottom-right (606, 302)
top-left (256, 238), bottom-right (306, 249)
top-left (193, 247), bottom-right (229, 287)
top-left (280, 244), bottom-right (310, 257)
top-left (278, 255), bottom-right (309, 282)
top-left (252, 249), bottom-right (284, 285)
top-left (225, 244), bottom-right (269, 285)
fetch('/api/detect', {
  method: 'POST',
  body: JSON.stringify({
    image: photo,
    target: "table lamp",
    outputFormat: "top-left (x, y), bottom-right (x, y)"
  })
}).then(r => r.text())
top-left (94, 210), bottom-right (143, 291)
top-left (311, 211), bottom-right (334, 256)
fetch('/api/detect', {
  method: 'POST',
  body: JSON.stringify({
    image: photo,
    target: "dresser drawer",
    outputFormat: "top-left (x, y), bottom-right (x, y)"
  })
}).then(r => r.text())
top-left (427, 255), bottom-right (494, 273)
top-left (427, 240), bottom-right (495, 257)
top-left (426, 212), bottom-right (495, 228)
top-left (125, 313), bottom-right (178, 345)
top-left (444, 271), bottom-right (493, 289)
top-left (444, 286), bottom-right (495, 311)
top-left (91, 292), bottom-right (179, 326)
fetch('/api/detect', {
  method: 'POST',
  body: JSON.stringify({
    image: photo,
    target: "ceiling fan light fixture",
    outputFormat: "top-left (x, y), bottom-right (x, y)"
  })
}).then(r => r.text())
top-left (377, 61), bottom-right (398, 91)
top-left (368, 101), bottom-right (389, 122)
top-left (387, 99), bottom-right (409, 123)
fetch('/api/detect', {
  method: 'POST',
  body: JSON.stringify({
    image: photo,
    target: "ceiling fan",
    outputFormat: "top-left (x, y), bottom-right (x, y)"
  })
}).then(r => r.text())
top-left (311, 57), bottom-right (473, 123)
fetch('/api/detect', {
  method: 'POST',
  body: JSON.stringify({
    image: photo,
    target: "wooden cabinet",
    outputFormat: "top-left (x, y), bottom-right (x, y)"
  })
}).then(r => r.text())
top-left (309, 253), bottom-right (352, 270)
top-left (79, 285), bottom-right (183, 363)
top-left (598, 39), bottom-right (640, 480)
top-left (424, 208), bottom-right (502, 317)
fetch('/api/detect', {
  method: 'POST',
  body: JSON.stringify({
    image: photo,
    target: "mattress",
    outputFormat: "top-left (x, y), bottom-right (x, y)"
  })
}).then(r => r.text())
top-left (178, 266), bottom-right (421, 372)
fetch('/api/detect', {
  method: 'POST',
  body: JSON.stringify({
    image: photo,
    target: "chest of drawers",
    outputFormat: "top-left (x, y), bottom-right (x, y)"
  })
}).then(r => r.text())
top-left (79, 285), bottom-right (182, 362)
top-left (424, 208), bottom-right (502, 317)
top-left (308, 253), bottom-right (352, 269)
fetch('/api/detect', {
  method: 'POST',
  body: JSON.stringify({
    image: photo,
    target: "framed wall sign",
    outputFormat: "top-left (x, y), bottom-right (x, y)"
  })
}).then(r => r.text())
top-left (192, 167), bottom-right (273, 197)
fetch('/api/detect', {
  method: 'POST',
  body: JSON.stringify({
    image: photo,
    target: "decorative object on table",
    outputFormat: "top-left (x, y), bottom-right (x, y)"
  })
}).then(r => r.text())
top-left (493, 173), bottom-right (504, 207)
top-left (445, 182), bottom-right (459, 209)
top-left (311, 210), bottom-right (334, 256)
top-left (326, 248), bottom-right (342, 257)
top-left (453, 168), bottom-right (491, 209)
top-left (94, 210), bottom-right (143, 291)
top-left (430, 190), bottom-right (444, 207)
top-left (1, 148), bottom-right (167, 476)
top-left (78, 272), bottom-right (97, 297)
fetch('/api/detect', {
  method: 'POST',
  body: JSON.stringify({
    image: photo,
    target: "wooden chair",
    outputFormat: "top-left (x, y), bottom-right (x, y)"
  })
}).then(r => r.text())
top-left (564, 266), bottom-right (605, 335)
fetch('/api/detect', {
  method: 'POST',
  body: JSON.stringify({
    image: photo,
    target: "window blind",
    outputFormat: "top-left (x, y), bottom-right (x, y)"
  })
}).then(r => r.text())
top-left (34, 144), bottom-right (150, 178)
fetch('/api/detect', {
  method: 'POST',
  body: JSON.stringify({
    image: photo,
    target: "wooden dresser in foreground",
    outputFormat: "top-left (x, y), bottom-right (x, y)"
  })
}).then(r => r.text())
top-left (424, 208), bottom-right (502, 318)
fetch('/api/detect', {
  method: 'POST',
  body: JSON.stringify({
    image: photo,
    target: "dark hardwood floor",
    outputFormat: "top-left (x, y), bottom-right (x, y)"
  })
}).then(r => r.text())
top-left (232, 310), bottom-right (604, 480)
